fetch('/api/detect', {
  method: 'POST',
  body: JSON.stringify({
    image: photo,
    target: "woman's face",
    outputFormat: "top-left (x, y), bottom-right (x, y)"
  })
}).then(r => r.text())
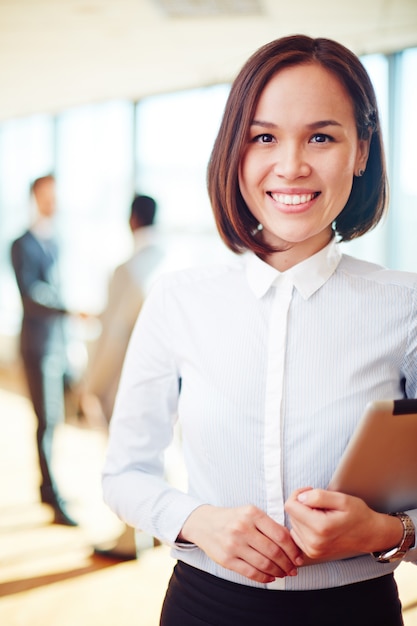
top-left (238, 62), bottom-right (369, 270)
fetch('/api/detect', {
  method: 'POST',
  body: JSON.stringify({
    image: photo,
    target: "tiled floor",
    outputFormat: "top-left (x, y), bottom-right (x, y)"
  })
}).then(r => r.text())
top-left (0, 366), bottom-right (416, 625)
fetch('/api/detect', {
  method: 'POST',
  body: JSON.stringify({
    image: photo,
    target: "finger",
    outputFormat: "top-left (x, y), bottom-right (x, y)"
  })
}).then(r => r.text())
top-left (222, 551), bottom-right (282, 583)
top-left (247, 533), bottom-right (302, 575)
top-left (285, 494), bottom-right (315, 524)
top-left (290, 486), bottom-right (314, 500)
top-left (254, 514), bottom-right (304, 566)
top-left (237, 545), bottom-right (298, 580)
top-left (231, 557), bottom-right (276, 584)
top-left (289, 526), bottom-right (309, 554)
top-left (296, 488), bottom-right (351, 511)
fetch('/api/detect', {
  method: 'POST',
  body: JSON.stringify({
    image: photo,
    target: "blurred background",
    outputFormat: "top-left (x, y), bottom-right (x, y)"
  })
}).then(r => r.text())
top-left (0, 1), bottom-right (417, 625)
top-left (1, 0), bottom-right (417, 368)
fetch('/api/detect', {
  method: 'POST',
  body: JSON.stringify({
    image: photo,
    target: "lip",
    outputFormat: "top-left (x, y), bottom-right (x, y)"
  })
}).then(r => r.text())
top-left (267, 190), bottom-right (320, 213)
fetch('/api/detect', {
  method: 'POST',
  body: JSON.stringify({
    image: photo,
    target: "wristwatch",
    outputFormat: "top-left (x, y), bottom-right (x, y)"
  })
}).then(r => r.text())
top-left (372, 512), bottom-right (416, 563)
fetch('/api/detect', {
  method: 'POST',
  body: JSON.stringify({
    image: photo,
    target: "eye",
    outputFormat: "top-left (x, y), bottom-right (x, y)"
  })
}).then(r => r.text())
top-left (252, 133), bottom-right (275, 144)
top-left (310, 133), bottom-right (333, 144)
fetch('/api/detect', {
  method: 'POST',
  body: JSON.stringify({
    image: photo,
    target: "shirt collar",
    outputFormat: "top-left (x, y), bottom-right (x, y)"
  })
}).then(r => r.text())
top-left (132, 226), bottom-right (158, 253)
top-left (246, 238), bottom-right (342, 300)
top-left (30, 216), bottom-right (55, 241)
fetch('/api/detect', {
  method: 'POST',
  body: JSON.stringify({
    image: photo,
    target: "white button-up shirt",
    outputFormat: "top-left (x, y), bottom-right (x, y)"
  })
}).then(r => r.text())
top-left (103, 239), bottom-right (417, 590)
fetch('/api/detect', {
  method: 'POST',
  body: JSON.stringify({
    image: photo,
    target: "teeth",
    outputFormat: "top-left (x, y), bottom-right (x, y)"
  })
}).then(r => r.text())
top-left (271, 193), bottom-right (316, 205)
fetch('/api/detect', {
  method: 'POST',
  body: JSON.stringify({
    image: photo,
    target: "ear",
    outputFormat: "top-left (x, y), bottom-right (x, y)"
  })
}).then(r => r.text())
top-left (355, 138), bottom-right (370, 176)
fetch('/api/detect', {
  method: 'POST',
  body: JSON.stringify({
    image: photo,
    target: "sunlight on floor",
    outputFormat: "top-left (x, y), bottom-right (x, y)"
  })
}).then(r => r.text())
top-left (0, 379), bottom-right (174, 626)
top-left (0, 372), bottom-right (417, 625)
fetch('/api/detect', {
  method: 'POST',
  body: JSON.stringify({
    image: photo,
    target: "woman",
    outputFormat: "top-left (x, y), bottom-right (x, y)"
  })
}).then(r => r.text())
top-left (103, 35), bottom-right (417, 625)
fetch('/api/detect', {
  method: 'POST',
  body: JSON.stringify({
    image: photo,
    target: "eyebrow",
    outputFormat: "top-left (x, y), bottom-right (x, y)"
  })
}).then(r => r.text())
top-left (251, 119), bottom-right (343, 129)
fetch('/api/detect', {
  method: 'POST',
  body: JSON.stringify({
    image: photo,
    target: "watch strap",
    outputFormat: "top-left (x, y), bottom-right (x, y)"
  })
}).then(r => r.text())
top-left (372, 512), bottom-right (415, 563)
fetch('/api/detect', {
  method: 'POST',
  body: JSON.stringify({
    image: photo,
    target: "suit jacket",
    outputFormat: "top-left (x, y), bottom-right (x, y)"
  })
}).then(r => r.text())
top-left (11, 230), bottom-right (67, 360)
top-left (85, 229), bottom-right (165, 420)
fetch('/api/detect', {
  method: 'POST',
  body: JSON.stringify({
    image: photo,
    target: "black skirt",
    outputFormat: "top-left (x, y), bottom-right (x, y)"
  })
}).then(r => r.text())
top-left (160, 561), bottom-right (403, 626)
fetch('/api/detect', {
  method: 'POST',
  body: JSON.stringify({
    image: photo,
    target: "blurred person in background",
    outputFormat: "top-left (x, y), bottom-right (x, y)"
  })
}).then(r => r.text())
top-left (11, 174), bottom-right (82, 527)
top-left (81, 193), bottom-right (164, 559)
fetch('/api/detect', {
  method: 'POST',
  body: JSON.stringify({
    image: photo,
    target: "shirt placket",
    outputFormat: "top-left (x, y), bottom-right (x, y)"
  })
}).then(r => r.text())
top-left (264, 273), bottom-right (294, 589)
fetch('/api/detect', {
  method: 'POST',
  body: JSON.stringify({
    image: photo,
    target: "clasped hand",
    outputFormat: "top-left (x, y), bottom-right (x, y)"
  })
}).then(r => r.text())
top-left (179, 489), bottom-right (392, 583)
top-left (284, 487), bottom-right (398, 563)
top-left (179, 503), bottom-right (303, 584)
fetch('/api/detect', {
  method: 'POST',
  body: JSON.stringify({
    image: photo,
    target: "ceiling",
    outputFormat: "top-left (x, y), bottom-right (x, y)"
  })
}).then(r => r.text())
top-left (0, 0), bottom-right (417, 122)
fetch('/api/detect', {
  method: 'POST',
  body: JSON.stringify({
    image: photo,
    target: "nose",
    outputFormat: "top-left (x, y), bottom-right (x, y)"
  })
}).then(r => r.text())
top-left (272, 143), bottom-right (311, 180)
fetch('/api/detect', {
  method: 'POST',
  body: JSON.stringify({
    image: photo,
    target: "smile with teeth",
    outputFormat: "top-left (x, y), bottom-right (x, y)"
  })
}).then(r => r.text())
top-left (269, 192), bottom-right (320, 205)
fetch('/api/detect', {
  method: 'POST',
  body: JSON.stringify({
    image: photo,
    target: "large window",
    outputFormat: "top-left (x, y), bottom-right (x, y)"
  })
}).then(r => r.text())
top-left (135, 84), bottom-right (233, 270)
top-left (1, 48), bottom-right (417, 362)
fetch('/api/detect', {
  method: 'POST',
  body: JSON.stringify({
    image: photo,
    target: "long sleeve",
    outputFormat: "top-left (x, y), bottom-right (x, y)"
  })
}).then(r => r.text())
top-left (11, 232), bottom-right (67, 318)
top-left (102, 277), bottom-right (204, 545)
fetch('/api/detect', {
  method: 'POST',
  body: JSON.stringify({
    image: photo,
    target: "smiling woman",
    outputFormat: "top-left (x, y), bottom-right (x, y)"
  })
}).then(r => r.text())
top-left (102, 34), bottom-right (417, 626)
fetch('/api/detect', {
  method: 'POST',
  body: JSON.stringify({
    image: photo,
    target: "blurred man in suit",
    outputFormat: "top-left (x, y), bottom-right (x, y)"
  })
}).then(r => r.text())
top-left (11, 174), bottom-right (78, 526)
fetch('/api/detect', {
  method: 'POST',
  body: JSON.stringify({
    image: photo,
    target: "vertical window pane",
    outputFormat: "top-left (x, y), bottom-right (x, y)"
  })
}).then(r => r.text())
top-left (341, 54), bottom-right (389, 266)
top-left (136, 84), bottom-right (230, 230)
top-left (56, 101), bottom-right (134, 312)
top-left (0, 115), bottom-right (54, 333)
top-left (389, 47), bottom-right (417, 271)
top-left (135, 85), bottom-right (233, 268)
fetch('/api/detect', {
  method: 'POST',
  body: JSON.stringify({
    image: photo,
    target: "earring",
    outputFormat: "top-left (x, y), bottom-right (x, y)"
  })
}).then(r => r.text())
top-left (251, 223), bottom-right (263, 236)
top-left (358, 169), bottom-right (365, 177)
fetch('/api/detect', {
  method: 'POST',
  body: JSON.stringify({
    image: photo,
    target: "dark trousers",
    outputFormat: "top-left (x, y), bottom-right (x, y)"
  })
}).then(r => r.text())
top-left (22, 351), bottom-right (65, 504)
top-left (160, 561), bottom-right (403, 626)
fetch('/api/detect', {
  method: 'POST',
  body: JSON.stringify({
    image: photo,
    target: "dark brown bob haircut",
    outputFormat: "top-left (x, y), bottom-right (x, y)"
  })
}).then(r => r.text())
top-left (207, 34), bottom-right (388, 256)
